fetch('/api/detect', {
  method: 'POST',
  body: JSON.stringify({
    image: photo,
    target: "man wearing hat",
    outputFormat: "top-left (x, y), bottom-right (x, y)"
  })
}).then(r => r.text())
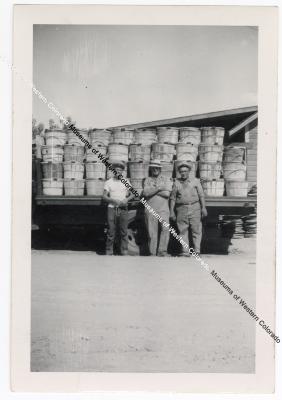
top-left (103, 161), bottom-right (134, 255)
top-left (143, 159), bottom-right (172, 256)
top-left (170, 161), bottom-right (207, 256)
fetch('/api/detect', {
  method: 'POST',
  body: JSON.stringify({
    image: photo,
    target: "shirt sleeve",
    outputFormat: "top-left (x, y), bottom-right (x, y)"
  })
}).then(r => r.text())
top-left (104, 180), bottom-right (110, 193)
top-left (126, 180), bottom-right (132, 193)
top-left (195, 179), bottom-right (205, 199)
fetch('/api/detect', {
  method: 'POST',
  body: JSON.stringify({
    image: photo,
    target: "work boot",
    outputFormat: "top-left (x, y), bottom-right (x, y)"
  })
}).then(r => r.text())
top-left (157, 252), bottom-right (168, 257)
top-left (179, 253), bottom-right (190, 257)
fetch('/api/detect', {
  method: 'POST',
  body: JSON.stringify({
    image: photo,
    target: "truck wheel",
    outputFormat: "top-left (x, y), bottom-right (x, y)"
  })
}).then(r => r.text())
top-left (127, 228), bottom-right (140, 255)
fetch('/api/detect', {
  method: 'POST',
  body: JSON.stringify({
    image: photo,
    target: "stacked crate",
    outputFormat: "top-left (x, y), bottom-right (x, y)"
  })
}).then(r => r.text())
top-left (198, 127), bottom-right (224, 197)
top-left (176, 127), bottom-right (201, 178)
top-left (87, 129), bottom-right (111, 196)
top-left (41, 129), bottom-right (66, 195)
top-left (63, 129), bottom-right (86, 195)
top-left (40, 125), bottom-right (250, 199)
top-left (222, 145), bottom-right (248, 197)
top-left (129, 129), bottom-right (157, 195)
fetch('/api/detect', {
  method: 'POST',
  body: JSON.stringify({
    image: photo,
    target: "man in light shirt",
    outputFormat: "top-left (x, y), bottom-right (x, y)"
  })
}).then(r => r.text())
top-left (103, 162), bottom-right (134, 256)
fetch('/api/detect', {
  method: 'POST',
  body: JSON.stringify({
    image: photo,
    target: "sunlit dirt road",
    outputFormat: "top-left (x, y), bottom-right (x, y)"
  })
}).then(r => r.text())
top-left (31, 238), bottom-right (256, 372)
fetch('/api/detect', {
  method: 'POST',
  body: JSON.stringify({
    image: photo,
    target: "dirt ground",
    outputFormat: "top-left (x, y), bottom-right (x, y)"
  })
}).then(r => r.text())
top-left (31, 238), bottom-right (256, 372)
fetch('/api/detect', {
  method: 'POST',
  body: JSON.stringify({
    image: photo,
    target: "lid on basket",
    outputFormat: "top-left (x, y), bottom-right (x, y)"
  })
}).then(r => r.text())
top-left (41, 161), bottom-right (63, 164)
top-left (45, 128), bottom-right (64, 132)
top-left (149, 159), bottom-right (162, 168)
top-left (128, 160), bottom-right (148, 164)
top-left (201, 126), bottom-right (224, 130)
top-left (86, 178), bottom-right (105, 181)
top-left (90, 141), bottom-right (106, 147)
top-left (42, 178), bottom-right (64, 181)
top-left (225, 179), bottom-right (248, 183)
top-left (42, 145), bottom-right (63, 148)
top-left (177, 161), bottom-right (193, 170)
top-left (64, 143), bottom-right (85, 147)
top-left (200, 178), bottom-right (224, 182)
top-left (111, 161), bottom-right (126, 170)
top-left (180, 126), bottom-right (200, 131)
top-left (199, 161), bottom-right (222, 164)
top-left (199, 143), bottom-right (223, 148)
top-left (64, 178), bottom-right (85, 181)
top-left (63, 160), bottom-right (83, 164)
top-left (157, 126), bottom-right (178, 130)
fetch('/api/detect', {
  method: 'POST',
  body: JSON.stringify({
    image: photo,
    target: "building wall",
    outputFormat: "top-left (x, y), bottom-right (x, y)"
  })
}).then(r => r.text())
top-left (245, 119), bottom-right (257, 191)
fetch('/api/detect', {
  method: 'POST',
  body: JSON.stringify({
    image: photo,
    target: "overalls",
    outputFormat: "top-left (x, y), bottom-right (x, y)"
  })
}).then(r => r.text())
top-left (143, 176), bottom-right (170, 256)
top-left (171, 178), bottom-right (203, 254)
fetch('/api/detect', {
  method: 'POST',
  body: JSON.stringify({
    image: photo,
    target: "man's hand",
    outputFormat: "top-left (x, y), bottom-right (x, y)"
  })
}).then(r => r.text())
top-left (158, 190), bottom-right (170, 198)
top-left (170, 211), bottom-right (176, 222)
top-left (158, 184), bottom-right (167, 192)
top-left (119, 199), bottom-right (128, 207)
top-left (201, 207), bottom-right (208, 218)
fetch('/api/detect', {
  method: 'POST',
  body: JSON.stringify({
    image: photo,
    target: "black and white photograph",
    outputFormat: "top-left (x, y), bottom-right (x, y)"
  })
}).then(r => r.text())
top-left (31, 22), bottom-right (259, 373)
top-left (10, 4), bottom-right (278, 393)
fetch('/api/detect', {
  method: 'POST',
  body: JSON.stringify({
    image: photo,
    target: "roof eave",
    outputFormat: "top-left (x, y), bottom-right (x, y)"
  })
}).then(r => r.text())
top-left (228, 112), bottom-right (258, 138)
top-left (111, 106), bottom-right (258, 129)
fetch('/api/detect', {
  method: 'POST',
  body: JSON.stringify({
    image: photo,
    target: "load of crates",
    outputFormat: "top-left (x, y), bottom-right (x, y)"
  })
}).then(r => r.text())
top-left (39, 125), bottom-right (248, 197)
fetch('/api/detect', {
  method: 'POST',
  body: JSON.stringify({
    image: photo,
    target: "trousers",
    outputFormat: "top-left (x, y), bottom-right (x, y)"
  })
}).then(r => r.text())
top-left (176, 204), bottom-right (202, 253)
top-left (106, 207), bottom-right (128, 255)
top-left (145, 209), bottom-right (170, 256)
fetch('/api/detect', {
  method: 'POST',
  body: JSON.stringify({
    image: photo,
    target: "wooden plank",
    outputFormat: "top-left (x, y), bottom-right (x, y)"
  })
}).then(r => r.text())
top-left (248, 127), bottom-right (258, 132)
top-left (229, 112), bottom-right (258, 137)
top-left (247, 156), bottom-right (257, 163)
top-left (112, 106), bottom-right (258, 130)
top-left (36, 195), bottom-right (257, 208)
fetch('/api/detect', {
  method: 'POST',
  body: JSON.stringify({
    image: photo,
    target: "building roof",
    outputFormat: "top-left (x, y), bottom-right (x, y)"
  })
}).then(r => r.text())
top-left (111, 106), bottom-right (258, 132)
top-left (228, 112), bottom-right (258, 138)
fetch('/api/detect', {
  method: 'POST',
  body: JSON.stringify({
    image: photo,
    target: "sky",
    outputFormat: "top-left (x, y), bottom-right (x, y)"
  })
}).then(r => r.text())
top-left (33, 25), bottom-right (258, 129)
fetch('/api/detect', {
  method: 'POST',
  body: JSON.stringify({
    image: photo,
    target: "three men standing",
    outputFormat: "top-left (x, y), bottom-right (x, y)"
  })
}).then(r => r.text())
top-left (103, 159), bottom-right (207, 257)
top-left (170, 162), bottom-right (207, 256)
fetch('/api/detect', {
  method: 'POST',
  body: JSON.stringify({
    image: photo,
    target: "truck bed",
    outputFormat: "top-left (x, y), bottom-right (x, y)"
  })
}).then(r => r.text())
top-left (35, 195), bottom-right (257, 208)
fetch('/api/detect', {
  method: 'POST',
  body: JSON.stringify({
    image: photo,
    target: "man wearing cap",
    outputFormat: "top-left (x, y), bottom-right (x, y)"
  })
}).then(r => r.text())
top-left (170, 161), bottom-right (207, 256)
top-left (143, 159), bottom-right (172, 256)
top-left (103, 162), bottom-right (134, 256)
